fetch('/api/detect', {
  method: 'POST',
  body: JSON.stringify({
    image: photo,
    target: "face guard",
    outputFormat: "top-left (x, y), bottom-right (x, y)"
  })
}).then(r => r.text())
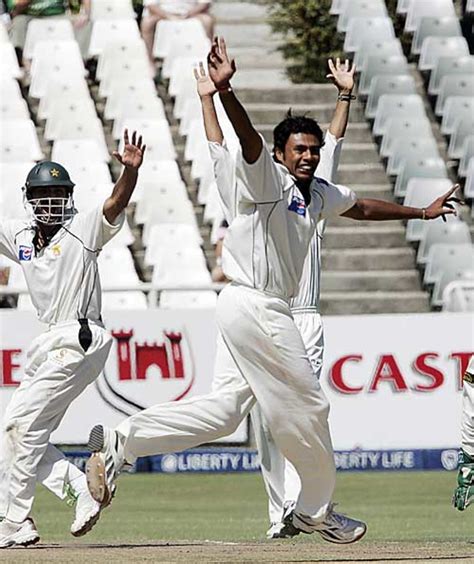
top-left (24, 191), bottom-right (76, 225)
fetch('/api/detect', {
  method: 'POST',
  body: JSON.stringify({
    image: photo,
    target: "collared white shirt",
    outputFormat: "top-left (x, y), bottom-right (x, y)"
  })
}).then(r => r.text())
top-left (143, 0), bottom-right (211, 16)
top-left (209, 135), bottom-right (355, 300)
top-left (0, 204), bottom-right (124, 325)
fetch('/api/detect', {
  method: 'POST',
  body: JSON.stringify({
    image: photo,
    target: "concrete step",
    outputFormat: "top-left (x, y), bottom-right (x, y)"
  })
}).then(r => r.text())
top-left (327, 215), bottom-right (403, 227)
top-left (321, 247), bottom-right (416, 270)
top-left (345, 184), bottom-right (393, 200)
top-left (321, 270), bottom-right (421, 292)
top-left (213, 3), bottom-right (268, 23)
top-left (215, 23), bottom-right (279, 48)
top-left (247, 103), bottom-right (366, 125)
top-left (236, 84), bottom-right (338, 104)
top-left (320, 291), bottom-right (431, 315)
top-left (334, 163), bottom-right (388, 185)
top-left (232, 69), bottom-right (292, 88)
top-left (259, 122), bottom-right (374, 145)
top-left (229, 47), bottom-right (285, 69)
top-left (338, 144), bottom-right (380, 165)
top-left (323, 225), bottom-right (407, 248)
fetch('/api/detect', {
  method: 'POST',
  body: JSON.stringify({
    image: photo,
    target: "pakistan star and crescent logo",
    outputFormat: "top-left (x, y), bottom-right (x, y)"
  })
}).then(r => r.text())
top-left (50, 168), bottom-right (60, 177)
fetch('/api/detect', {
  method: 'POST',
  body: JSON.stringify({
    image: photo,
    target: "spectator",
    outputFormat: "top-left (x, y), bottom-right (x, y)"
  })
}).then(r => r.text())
top-left (211, 219), bottom-right (230, 283)
top-left (140, 0), bottom-right (214, 66)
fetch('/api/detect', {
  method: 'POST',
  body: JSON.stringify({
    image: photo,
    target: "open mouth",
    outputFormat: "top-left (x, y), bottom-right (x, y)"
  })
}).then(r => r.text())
top-left (296, 165), bottom-right (314, 176)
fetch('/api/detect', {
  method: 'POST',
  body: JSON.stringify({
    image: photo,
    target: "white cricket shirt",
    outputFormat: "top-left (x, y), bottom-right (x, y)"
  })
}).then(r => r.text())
top-left (0, 204), bottom-right (124, 325)
top-left (209, 135), bottom-right (356, 300)
top-left (143, 0), bottom-right (211, 16)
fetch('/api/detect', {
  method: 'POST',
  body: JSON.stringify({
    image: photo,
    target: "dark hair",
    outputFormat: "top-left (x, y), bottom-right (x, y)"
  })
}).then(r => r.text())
top-left (273, 110), bottom-right (324, 155)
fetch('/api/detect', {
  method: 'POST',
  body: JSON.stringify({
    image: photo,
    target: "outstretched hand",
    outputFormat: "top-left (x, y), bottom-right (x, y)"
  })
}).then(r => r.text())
top-left (425, 184), bottom-right (464, 222)
top-left (113, 129), bottom-right (146, 169)
top-left (207, 36), bottom-right (236, 91)
top-left (327, 57), bottom-right (355, 94)
top-left (194, 61), bottom-right (217, 98)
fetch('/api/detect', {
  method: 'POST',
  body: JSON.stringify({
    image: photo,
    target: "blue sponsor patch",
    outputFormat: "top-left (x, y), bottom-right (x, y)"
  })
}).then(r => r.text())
top-left (288, 195), bottom-right (306, 217)
top-left (19, 245), bottom-right (33, 261)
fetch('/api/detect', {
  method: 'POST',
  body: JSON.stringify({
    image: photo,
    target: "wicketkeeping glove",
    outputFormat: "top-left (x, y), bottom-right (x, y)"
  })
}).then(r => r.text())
top-left (453, 449), bottom-right (474, 511)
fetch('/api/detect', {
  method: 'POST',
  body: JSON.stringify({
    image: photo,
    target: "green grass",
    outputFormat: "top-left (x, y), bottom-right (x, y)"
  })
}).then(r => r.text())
top-left (32, 471), bottom-right (474, 544)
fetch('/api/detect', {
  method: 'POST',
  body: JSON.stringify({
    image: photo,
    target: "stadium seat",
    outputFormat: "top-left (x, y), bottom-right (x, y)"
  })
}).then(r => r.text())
top-left (144, 224), bottom-right (203, 266)
top-left (365, 75), bottom-right (416, 119)
top-left (160, 290), bottom-right (218, 309)
top-left (403, 178), bottom-right (453, 242)
top-left (98, 58), bottom-right (152, 98)
top-left (143, 201), bottom-right (200, 247)
top-left (135, 180), bottom-right (189, 225)
top-left (152, 255), bottom-right (212, 288)
top-left (395, 157), bottom-right (447, 198)
top-left (161, 35), bottom-right (210, 80)
top-left (424, 243), bottom-right (474, 285)
top-left (440, 97), bottom-right (474, 136)
top-left (117, 119), bottom-right (176, 161)
top-left (463, 158), bottom-right (474, 199)
top-left (134, 160), bottom-right (182, 202)
top-left (153, 18), bottom-right (208, 59)
top-left (330, 0), bottom-right (350, 15)
top-left (353, 38), bottom-right (403, 71)
top-left (52, 117), bottom-right (109, 162)
top-left (179, 97), bottom-right (202, 136)
top-left (23, 19), bottom-right (75, 60)
top-left (442, 280), bottom-right (474, 312)
top-left (98, 247), bottom-right (140, 289)
top-left (435, 75), bottom-right (474, 116)
top-left (102, 291), bottom-right (148, 310)
top-left (380, 117), bottom-right (433, 158)
top-left (448, 117), bottom-right (474, 160)
top-left (29, 58), bottom-right (87, 99)
top-left (459, 136), bottom-right (474, 178)
top-left (0, 78), bottom-right (23, 103)
top-left (431, 247), bottom-right (474, 306)
top-left (0, 120), bottom-right (44, 162)
top-left (88, 19), bottom-right (141, 58)
top-left (418, 36), bottom-right (469, 71)
top-left (358, 55), bottom-right (408, 96)
top-left (396, 0), bottom-right (412, 14)
top-left (404, 0), bottom-right (456, 33)
top-left (37, 77), bottom-right (91, 120)
top-left (103, 78), bottom-right (156, 121)
top-left (0, 97), bottom-right (30, 121)
top-left (387, 138), bottom-right (439, 176)
top-left (44, 98), bottom-right (98, 141)
top-left (51, 139), bottom-right (107, 165)
top-left (72, 182), bottom-right (113, 213)
top-left (412, 17), bottom-right (462, 55)
top-left (66, 163), bottom-right (113, 186)
top-left (0, 162), bottom-right (35, 192)
top-left (112, 96), bottom-right (167, 140)
top-left (468, 0), bottom-right (474, 14)
top-left (344, 17), bottom-right (395, 52)
top-left (0, 43), bottom-right (23, 79)
top-left (428, 56), bottom-right (474, 96)
top-left (30, 40), bottom-right (84, 75)
top-left (90, 0), bottom-right (136, 21)
top-left (337, 0), bottom-right (388, 33)
top-left (96, 39), bottom-right (148, 82)
top-left (417, 220), bottom-right (471, 265)
top-left (0, 21), bottom-right (8, 42)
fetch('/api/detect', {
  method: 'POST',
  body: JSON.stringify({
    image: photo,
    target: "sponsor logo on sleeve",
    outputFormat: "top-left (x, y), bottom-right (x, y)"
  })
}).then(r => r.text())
top-left (288, 195), bottom-right (306, 217)
top-left (18, 245), bottom-right (33, 261)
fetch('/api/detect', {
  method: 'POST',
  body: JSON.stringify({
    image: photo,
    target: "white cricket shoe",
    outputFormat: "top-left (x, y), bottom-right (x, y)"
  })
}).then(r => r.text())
top-left (267, 502), bottom-right (301, 539)
top-left (86, 425), bottom-right (127, 505)
top-left (0, 518), bottom-right (40, 548)
top-left (70, 490), bottom-right (101, 537)
top-left (314, 504), bottom-right (367, 544)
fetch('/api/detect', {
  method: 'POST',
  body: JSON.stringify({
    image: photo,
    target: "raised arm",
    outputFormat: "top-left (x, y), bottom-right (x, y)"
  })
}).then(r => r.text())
top-left (343, 185), bottom-right (462, 222)
top-left (103, 129), bottom-right (146, 224)
top-left (208, 37), bottom-right (262, 164)
top-left (194, 61), bottom-right (223, 144)
top-left (326, 58), bottom-right (356, 140)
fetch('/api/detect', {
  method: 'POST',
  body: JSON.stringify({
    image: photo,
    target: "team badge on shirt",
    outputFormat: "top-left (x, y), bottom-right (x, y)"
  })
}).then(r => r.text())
top-left (18, 245), bottom-right (33, 261)
top-left (288, 195), bottom-right (306, 217)
top-left (52, 244), bottom-right (61, 257)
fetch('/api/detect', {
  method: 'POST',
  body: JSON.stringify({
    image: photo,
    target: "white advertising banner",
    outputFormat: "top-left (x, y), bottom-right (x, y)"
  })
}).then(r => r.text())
top-left (0, 310), bottom-right (472, 449)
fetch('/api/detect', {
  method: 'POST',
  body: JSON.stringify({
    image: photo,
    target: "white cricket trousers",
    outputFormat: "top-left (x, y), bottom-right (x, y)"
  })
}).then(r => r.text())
top-left (250, 311), bottom-right (328, 523)
top-left (116, 284), bottom-right (335, 529)
top-left (461, 356), bottom-right (474, 457)
top-left (0, 321), bottom-right (112, 523)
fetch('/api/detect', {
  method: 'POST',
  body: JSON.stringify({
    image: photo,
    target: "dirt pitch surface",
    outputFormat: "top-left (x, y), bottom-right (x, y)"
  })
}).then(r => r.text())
top-left (2, 541), bottom-right (474, 563)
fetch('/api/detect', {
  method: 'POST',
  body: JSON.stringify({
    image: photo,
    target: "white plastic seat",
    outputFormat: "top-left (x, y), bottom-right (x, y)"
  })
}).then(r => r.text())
top-left (134, 160), bottom-right (182, 203)
top-left (88, 19), bottom-right (141, 58)
top-left (435, 74), bottom-right (474, 116)
top-left (53, 117), bottom-right (109, 162)
top-left (29, 57), bottom-right (87, 99)
top-left (358, 55), bottom-right (408, 96)
top-left (168, 56), bottom-right (204, 98)
top-left (412, 17), bottom-right (461, 55)
top-left (430, 245), bottom-right (474, 306)
top-left (417, 219), bottom-right (471, 265)
top-left (160, 290), bottom-right (217, 309)
top-left (98, 58), bottom-right (152, 98)
top-left (403, 178), bottom-right (453, 242)
top-left (102, 291), bottom-right (148, 310)
top-left (103, 78), bottom-right (156, 121)
top-left (118, 119), bottom-right (176, 161)
top-left (30, 40), bottom-right (84, 76)
top-left (425, 243), bottom-right (474, 284)
top-left (330, 0), bottom-right (350, 15)
top-left (459, 136), bottom-right (474, 178)
top-left (144, 223), bottom-right (202, 265)
top-left (37, 77), bottom-right (91, 120)
top-left (353, 38), bottom-right (403, 71)
top-left (0, 175), bottom-right (28, 218)
top-left (135, 180), bottom-right (189, 225)
top-left (0, 97), bottom-right (30, 121)
top-left (96, 39), bottom-right (147, 82)
top-left (468, 0), bottom-right (474, 14)
top-left (419, 36), bottom-right (469, 71)
top-left (23, 19), bottom-right (75, 60)
top-left (405, 0), bottom-right (456, 33)
top-left (90, 0), bottom-right (136, 21)
top-left (465, 158), bottom-right (474, 199)
top-left (51, 139), bottom-right (107, 165)
top-left (337, 0), bottom-right (387, 33)
top-left (153, 18), bottom-right (208, 59)
top-left (366, 75), bottom-right (416, 119)
top-left (0, 43), bottom-right (23, 79)
top-left (448, 117), bottom-right (474, 159)
top-left (161, 34), bottom-right (210, 79)
top-left (143, 201), bottom-right (199, 247)
top-left (112, 96), bottom-right (167, 140)
top-left (428, 56), bottom-right (474, 96)
top-left (73, 182), bottom-right (113, 213)
top-left (395, 157), bottom-right (447, 198)
top-left (98, 247), bottom-right (140, 289)
top-left (380, 117), bottom-right (433, 158)
top-left (442, 280), bottom-right (474, 312)
top-left (0, 120), bottom-right (43, 162)
top-left (179, 97), bottom-right (202, 136)
top-left (387, 138), bottom-right (439, 176)
top-left (440, 97), bottom-right (474, 136)
top-left (44, 98), bottom-right (98, 141)
top-left (0, 21), bottom-right (9, 42)
top-left (344, 17), bottom-right (395, 52)
top-left (0, 79), bottom-right (23, 103)
top-left (396, 0), bottom-right (413, 14)
top-left (67, 163), bottom-right (113, 186)
top-left (0, 162), bottom-right (35, 191)
top-left (152, 251), bottom-right (211, 288)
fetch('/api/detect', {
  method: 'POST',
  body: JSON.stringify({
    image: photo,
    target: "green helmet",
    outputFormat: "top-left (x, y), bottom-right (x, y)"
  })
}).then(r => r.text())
top-left (25, 161), bottom-right (75, 192)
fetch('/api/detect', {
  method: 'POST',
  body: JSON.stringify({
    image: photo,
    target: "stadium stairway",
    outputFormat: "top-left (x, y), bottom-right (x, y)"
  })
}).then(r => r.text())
top-left (158, 0), bottom-right (432, 314)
